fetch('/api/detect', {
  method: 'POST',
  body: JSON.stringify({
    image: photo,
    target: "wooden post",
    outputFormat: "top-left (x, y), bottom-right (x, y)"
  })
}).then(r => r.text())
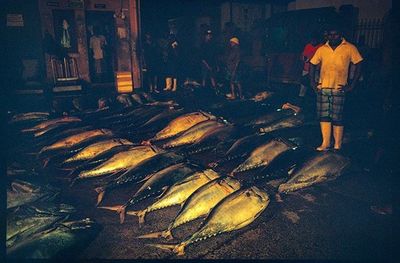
top-left (128, 0), bottom-right (141, 90)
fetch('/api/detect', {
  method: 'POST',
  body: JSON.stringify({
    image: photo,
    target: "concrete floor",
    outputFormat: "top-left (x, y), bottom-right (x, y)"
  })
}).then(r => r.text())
top-left (6, 88), bottom-right (397, 261)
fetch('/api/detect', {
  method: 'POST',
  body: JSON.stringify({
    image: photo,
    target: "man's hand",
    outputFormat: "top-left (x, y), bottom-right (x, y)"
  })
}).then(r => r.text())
top-left (310, 81), bottom-right (319, 93)
top-left (338, 83), bottom-right (355, 93)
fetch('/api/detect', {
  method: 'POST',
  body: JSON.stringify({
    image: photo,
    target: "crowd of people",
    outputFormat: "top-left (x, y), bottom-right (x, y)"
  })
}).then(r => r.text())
top-left (141, 27), bottom-right (246, 100)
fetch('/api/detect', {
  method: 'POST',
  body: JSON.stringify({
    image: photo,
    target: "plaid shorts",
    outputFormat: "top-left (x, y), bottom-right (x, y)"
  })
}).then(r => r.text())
top-left (317, 88), bottom-right (346, 125)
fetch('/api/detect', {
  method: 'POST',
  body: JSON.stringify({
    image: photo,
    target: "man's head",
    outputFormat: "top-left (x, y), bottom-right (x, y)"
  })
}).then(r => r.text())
top-left (204, 30), bottom-right (213, 41)
top-left (326, 24), bottom-right (343, 46)
top-left (229, 37), bottom-right (239, 47)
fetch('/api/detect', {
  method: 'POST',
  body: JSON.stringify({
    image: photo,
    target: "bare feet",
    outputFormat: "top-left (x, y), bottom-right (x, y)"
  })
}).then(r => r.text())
top-left (316, 145), bottom-right (330, 151)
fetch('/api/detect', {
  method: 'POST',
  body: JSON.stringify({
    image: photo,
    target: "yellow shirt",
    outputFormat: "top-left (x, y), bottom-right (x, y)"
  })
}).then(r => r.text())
top-left (310, 39), bottom-right (363, 89)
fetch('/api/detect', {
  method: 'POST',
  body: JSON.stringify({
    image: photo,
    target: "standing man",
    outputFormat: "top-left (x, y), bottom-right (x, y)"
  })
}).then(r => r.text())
top-left (142, 32), bottom-right (161, 93)
top-left (225, 37), bottom-right (243, 100)
top-left (200, 29), bottom-right (218, 90)
top-left (300, 32), bottom-right (323, 98)
top-left (164, 35), bottom-right (180, 92)
top-left (89, 27), bottom-right (107, 82)
top-left (309, 24), bottom-right (363, 151)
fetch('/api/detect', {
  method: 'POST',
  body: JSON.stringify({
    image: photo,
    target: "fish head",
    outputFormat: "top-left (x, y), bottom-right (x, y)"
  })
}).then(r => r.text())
top-left (202, 169), bottom-right (220, 180)
top-left (247, 186), bottom-right (270, 204)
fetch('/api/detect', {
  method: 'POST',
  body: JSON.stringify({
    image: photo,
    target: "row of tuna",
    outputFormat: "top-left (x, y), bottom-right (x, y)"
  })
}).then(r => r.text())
top-left (7, 93), bottom-right (350, 257)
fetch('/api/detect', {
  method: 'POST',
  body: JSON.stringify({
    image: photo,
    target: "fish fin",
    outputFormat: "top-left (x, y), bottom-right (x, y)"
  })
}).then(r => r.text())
top-left (119, 205), bottom-right (127, 224)
top-left (156, 186), bottom-right (169, 199)
top-left (98, 205), bottom-right (122, 213)
top-left (94, 187), bottom-right (105, 206)
top-left (69, 177), bottom-right (80, 187)
top-left (42, 157), bottom-right (50, 168)
top-left (57, 166), bottom-right (75, 171)
top-left (147, 243), bottom-right (181, 255)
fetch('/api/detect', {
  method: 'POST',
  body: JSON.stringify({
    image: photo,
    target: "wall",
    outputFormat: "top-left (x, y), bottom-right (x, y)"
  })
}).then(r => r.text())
top-left (3, 0), bottom-right (45, 89)
top-left (287, 0), bottom-right (392, 19)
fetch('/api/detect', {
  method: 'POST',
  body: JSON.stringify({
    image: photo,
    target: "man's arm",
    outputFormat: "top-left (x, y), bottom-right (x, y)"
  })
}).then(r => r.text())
top-left (309, 63), bottom-right (318, 92)
top-left (347, 62), bottom-right (362, 92)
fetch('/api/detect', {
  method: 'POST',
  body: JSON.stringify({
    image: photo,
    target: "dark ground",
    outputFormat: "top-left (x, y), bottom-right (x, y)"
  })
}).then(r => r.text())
top-left (6, 84), bottom-right (398, 262)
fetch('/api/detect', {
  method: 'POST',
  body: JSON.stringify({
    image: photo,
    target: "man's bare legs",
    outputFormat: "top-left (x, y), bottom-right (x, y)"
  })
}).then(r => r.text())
top-left (317, 121), bottom-right (331, 151)
top-left (229, 83), bottom-right (236, 99)
top-left (237, 83), bottom-right (243, 99)
top-left (333, 125), bottom-right (344, 150)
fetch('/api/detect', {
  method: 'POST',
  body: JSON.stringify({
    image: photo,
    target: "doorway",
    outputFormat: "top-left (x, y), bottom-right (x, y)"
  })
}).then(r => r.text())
top-left (85, 11), bottom-right (116, 83)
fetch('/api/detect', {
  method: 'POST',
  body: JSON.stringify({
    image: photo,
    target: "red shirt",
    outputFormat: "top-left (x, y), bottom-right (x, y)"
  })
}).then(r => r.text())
top-left (302, 43), bottom-right (322, 72)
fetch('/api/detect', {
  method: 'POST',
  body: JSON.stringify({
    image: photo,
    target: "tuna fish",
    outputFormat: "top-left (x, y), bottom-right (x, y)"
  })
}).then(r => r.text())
top-left (162, 120), bottom-right (226, 149)
top-left (149, 186), bottom-right (269, 256)
top-left (22, 116), bottom-right (81, 133)
top-left (245, 108), bottom-right (295, 128)
top-left (231, 138), bottom-right (295, 175)
top-left (67, 144), bottom-right (138, 177)
top-left (7, 180), bottom-right (59, 209)
top-left (126, 169), bottom-right (220, 225)
top-left (39, 129), bottom-right (113, 155)
top-left (63, 138), bottom-right (134, 164)
top-left (278, 152), bottom-right (350, 193)
top-left (99, 163), bottom-right (196, 223)
top-left (137, 176), bottom-right (241, 240)
top-left (10, 112), bottom-right (49, 123)
top-left (7, 202), bottom-right (75, 248)
top-left (95, 152), bottom-right (185, 205)
top-left (7, 218), bottom-right (99, 259)
top-left (76, 145), bottom-right (161, 179)
top-left (259, 113), bottom-right (304, 133)
top-left (150, 111), bottom-right (215, 142)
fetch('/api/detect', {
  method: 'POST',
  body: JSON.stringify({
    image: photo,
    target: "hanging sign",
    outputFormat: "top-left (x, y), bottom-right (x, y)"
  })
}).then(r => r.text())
top-left (46, 1), bottom-right (60, 7)
top-left (7, 14), bottom-right (24, 27)
top-left (94, 4), bottom-right (106, 9)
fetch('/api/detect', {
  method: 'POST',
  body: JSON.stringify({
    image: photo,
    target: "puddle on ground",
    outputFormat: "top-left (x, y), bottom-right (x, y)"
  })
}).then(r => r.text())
top-left (301, 193), bottom-right (316, 203)
top-left (282, 210), bottom-right (300, 224)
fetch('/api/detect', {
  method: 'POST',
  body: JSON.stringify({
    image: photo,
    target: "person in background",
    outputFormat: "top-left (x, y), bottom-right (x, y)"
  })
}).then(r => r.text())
top-left (142, 32), bottom-right (161, 93)
top-left (299, 32), bottom-right (323, 98)
top-left (309, 24), bottom-right (363, 152)
top-left (164, 35), bottom-right (180, 92)
top-left (89, 27), bottom-right (107, 82)
top-left (200, 29), bottom-right (218, 91)
top-left (225, 37), bottom-right (243, 100)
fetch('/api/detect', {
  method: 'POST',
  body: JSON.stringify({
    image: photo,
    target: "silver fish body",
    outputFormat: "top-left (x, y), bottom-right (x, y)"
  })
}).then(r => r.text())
top-left (278, 152), bottom-right (350, 193)
top-left (231, 138), bottom-right (293, 174)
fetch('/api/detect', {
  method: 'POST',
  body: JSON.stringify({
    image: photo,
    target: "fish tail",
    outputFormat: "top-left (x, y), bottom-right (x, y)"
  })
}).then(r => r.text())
top-left (126, 209), bottom-right (147, 225)
top-left (147, 243), bottom-right (183, 255)
top-left (94, 187), bottom-right (106, 206)
top-left (42, 157), bottom-right (50, 168)
top-left (98, 205), bottom-right (122, 212)
top-left (98, 204), bottom-right (126, 223)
